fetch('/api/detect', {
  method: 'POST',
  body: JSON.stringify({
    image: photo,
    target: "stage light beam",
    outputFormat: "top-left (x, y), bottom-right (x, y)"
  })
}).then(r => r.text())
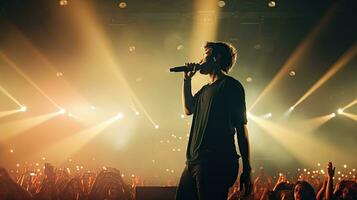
top-left (248, 4), bottom-right (337, 111)
top-left (0, 53), bottom-right (62, 109)
top-left (249, 113), bottom-right (355, 165)
top-left (0, 109), bottom-right (23, 118)
top-left (342, 99), bottom-right (357, 111)
top-left (39, 115), bottom-right (123, 164)
top-left (0, 84), bottom-right (23, 107)
top-left (0, 111), bottom-right (62, 141)
top-left (340, 112), bottom-right (357, 121)
top-left (291, 44), bottom-right (357, 109)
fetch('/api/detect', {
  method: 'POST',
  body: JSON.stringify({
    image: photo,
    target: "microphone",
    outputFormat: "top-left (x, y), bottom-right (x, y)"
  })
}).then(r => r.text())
top-left (169, 64), bottom-right (201, 72)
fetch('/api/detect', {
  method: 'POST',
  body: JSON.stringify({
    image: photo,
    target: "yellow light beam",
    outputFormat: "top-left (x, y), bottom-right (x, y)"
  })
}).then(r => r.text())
top-left (0, 111), bottom-right (60, 141)
top-left (341, 112), bottom-right (357, 121)
top-left (292, 44), bottom-right (357, 108)
top-left (40, 115), bottom-right (120, 165)
top-left (249, 4), bottom-right (337, 111)
top-left (249, 113), bottom-right (355, 165)
top-left (0, 109), bottom-right (22, 118)
top-left (68, 1), bottom-right (158, 127)
top-left (3, 25), bottom-right (92, 108)
top-left (0, 52), bottom-right (61, 109)
top-left (190, 0), bottom-right (221, 93)
top-left (0, 84), bottom-right (23, 107)
top-left (302, 113), bottom-right (335, 132)
top-left (342, 99), bottom-right (357, 111)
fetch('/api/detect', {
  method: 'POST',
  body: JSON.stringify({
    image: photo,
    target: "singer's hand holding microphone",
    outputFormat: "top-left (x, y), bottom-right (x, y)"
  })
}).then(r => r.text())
top-left (184, 63), bottom-right (198, 80)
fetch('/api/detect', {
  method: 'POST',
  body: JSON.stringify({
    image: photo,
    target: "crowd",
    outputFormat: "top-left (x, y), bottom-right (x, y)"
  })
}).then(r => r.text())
top-left (0, 163), bottom-right (133, 200)
top-left (0, 161), bottom-right (356, 200)
top-left (228, 162), bottom-right (356, 200)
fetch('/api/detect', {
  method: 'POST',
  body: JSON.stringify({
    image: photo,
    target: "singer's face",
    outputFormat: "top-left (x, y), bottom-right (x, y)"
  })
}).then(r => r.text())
top-left (199, 47), bottom-right (216, 74)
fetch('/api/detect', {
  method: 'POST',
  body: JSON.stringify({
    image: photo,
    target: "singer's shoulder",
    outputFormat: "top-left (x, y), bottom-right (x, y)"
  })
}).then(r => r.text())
top-left (225, 76), bottom-right (244, 89)
top-left (224, 76), bottom-right (245, 95)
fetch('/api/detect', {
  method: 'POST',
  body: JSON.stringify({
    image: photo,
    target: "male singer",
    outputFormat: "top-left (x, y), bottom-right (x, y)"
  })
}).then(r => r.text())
top-left (175, 42), bottom-right (252, 200)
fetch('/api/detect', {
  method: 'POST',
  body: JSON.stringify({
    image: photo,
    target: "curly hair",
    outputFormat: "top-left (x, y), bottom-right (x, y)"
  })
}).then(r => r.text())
top-left (204, 41), bottom-right (238, 73)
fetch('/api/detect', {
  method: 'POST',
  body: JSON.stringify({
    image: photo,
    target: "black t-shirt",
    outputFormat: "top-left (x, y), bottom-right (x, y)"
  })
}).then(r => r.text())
top-left (186, 75), bottom-right (247, 165)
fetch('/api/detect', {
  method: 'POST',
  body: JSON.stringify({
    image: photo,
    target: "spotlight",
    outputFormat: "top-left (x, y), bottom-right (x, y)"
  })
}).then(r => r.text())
top-left (118, 2), bottom-right (127, 9)
top-left (289, 106), bottom-right (295, 111)
top-left (56, 72), bottom-right (63, 77)
top-left (129, 46), bottom-right (136, 52)
top-left (267, 113), bottom-right (272, 118)
top-left (289, 70), bottom-right (296, 77)
top-left (217, 1), bottom-right (226, 8)
top-left (176, 44), bottom-right (184, 51)
top-left (59, 0), bottom-right (68, 6)
top-left (20, 106), bottom-right (27, 112)
top-left (268, 0), bottom-right (276, 7)
top-left (10, 149), bottom-right (14, 153)
top-left (116, 112), bottom-right (124, 119)
top-left (331, 113), bottom-right (336, 117)
top-left (59, 108), bottom-right (66, 114)
top-left (337, 108), bottom-right (343, 114)
top-left (246, 77), bottom-right (253, 82)
top-left (247, 112), bottom-right (252, 118)
top-left (155, 125), bottom-right (159, 129)
top-left (135, 111), bottom-right (140, 115)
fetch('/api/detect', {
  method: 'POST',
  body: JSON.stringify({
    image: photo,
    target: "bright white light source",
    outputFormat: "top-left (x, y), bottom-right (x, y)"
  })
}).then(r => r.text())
top-left (59, 108), bottom-right (66, 114)
top-left (129, 46), bottom-right (136, 52)
top-left (218, 1), bottom-right (226, 8)
top-left (116, 112), bottom-right (124, 119)
top-left (59, 0), bottom-right (68, 6)
top-left (337, 108), bottom-right (343, 114)
top-left (118, 2), bottom-right (127, 9)
top-left (135, 111), bottom-right (140, 115)
top-left (289, 106), bottom-right (295, 111)
top-left (180, 114), bottom-right (185, 118)
top-left (246, 77), bottom-right (253, 82)
top-left (155, 125), bottom-right (159, 129)
top-left (20, 106), bottom-right (27, 112)
top-left (268, 1), bottom-right (276, 8)
top-left (177, 44), bottom-right (184, 51)
top-left (331, 113), bottom-right (336, 117)
top-left (289, 70), bottom-right (296, 77)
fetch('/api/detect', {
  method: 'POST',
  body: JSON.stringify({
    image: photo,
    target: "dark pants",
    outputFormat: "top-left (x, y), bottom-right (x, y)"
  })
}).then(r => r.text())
top-left (175, 159), bottom-right (238, 200)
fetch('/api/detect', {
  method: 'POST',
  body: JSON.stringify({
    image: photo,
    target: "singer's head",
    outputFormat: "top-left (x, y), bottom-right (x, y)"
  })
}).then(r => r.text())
top-left (199, 41), bottom-right (237, 75)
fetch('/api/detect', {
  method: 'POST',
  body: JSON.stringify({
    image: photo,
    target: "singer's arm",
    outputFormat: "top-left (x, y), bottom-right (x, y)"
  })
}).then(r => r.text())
top-left (182, 78), bottom-right (194, 115)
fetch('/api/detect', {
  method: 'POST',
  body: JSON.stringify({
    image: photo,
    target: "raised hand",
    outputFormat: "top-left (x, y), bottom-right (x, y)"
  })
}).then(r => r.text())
top-left (327, 161), bottom-right (335, 179)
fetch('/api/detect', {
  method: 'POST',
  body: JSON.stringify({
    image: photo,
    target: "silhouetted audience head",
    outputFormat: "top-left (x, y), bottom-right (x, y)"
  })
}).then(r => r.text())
top-left (294, 181), bottom-right (315, 200)
top-left (334, 180), bottom-right (357, 200)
